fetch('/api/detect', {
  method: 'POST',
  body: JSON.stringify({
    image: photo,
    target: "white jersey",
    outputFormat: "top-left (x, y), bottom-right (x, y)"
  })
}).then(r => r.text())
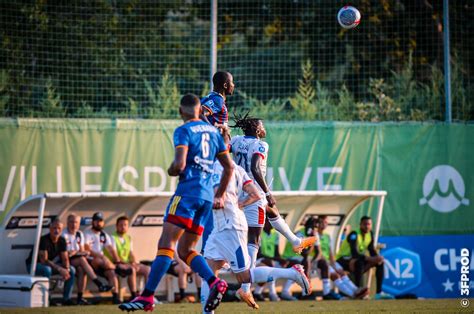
top-left (211, 161), bottom-right (251, 232)
top-left (230, 135), bottom-right (269, 195)
top-left (84, 229), bottom-right (113, 255)
top-left (62, 229), bottom-right (85, 252)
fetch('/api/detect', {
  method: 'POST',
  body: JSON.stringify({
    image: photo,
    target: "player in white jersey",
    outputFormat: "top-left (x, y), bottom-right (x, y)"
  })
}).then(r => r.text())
top-left (201, 159), bottom-right (311, 312)
top-left (62, 214), bottom-right (111, 305)
top-left (230, 115), bottom-right (317, 275)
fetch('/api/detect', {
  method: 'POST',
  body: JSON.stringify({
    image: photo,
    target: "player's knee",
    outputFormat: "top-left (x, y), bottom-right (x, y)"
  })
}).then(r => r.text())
top-left (317, 259), bottom-right (329, 272)
top-left (177, 247), bottom-right (191, 262)
top-left (69, 266), bottom-right (76, 277)
top-left (79, 256), bottom-right (88, 266)
top-left (43, 266), bottom-right (53, 278)
top-left (355, 257), bottom-right (365, 270)
top-left (247, 230), bottom-right (261, 246)
top-left (266, 205), bottom-right (279, 218)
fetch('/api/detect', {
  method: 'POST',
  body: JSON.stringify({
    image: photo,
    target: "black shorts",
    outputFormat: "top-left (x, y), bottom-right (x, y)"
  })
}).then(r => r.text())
top-left (336, 257), bottom-right (352, 271)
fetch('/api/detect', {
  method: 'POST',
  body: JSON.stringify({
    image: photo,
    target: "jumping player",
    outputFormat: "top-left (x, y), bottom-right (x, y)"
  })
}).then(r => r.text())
top-left (201, 133), bottom-right (311, 312)
top-left (230, 114), bottom-right (317, 293)
top-left (230, 115), bottom-right (317, 257)
top-left (119, 94), bottom-right (234, 312)
top-left (200, 71), bottom-right (234, 127)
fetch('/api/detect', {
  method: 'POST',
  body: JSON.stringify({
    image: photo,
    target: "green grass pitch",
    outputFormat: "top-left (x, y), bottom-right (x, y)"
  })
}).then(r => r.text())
top-left (1, 299), bottom-right (473, 314)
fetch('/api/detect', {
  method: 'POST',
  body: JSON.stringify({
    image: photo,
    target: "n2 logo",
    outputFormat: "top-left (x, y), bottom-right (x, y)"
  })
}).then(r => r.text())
top-left (382, 247), bottom-right (422, 295)
top-left (385, 258), bottom-right (415, 279)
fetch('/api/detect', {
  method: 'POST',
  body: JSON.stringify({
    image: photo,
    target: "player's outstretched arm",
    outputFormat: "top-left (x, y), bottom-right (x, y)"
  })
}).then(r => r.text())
top-left (215, 152), bottom-right (234, 208)
top-left (250, 154), bottom-right (276, 207)
top-left (168, 146), bottom-right (188, 176)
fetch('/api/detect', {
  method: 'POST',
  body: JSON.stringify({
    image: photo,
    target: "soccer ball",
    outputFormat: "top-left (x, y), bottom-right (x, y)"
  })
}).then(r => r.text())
top-left (337, 6), bottom-right (361, 29)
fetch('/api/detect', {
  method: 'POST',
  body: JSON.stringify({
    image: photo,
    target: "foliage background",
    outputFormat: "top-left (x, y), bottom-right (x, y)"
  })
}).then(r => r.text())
top-left (0, 0), bottom-right (473, 121)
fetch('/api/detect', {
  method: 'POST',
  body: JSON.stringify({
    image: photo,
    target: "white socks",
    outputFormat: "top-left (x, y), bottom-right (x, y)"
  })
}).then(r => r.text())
top-left (247, 243), bottom-right (259, 268)
top-left (269, 215), bottom-right (301, 246)
top-left (342, 275), bottom-right (358, 293)
top-left (253, 281), bottom-right (276, 296)
top-left (268, 280), bottom-right (277, 296)
top-left (282, 280), bottom-right (294, 294)
top-left (251, 266), bottom-right (297, 284)
top-left (240, 243), bottom-right (259, 293)
top-left (322, 278), bottom-right (331, 295)
top-left (253, 284), bottom-right (264, 295)
top-left (241, 282), bottom-right (251, 293)
top-left (334, 278), bottom-right (354, 297)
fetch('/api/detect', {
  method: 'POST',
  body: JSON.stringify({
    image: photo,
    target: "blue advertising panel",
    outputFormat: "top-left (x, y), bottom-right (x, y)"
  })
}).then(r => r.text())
top-left (380, 235), bottom-right (474, 298)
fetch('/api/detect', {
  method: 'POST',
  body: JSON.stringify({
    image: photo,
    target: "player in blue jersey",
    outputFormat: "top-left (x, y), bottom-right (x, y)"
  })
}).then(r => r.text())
top-left (199, 71), bottom-right (234, 264)
top-left (119, 94), bottom-right (234, 312)
top-left (201, 71), bottom-right (234, 127)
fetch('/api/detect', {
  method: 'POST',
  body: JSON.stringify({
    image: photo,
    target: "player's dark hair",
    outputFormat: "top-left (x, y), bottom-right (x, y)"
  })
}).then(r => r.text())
top-left (231, 112), bottom-right (262, 136)
top-left (318, 215), bottom-right (328, 222)
top-left (50, 217), bottom-right (63, 227)
top-left (305, 216), bottom-right (316, 229)
top-left (212, 71), bottom-right (231, 89)
top-left (116, 215), bottom-right (129, 225)
top-left (180, 93), bottom-right (200, 108)
top-left (360, 216), bottom-right (372, 223)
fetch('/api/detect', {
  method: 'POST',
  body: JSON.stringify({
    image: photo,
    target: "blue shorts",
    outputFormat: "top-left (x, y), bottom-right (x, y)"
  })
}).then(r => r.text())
top-left (164, 195), bottom-right (212, 236)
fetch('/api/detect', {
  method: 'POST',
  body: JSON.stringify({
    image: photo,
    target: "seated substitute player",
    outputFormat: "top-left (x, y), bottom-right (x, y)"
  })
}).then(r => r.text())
top-left (313, 215), bottom-right (368, 300)
top-left (119, 94), bottom-right (234, 312)
top-left (25, 218), bottom-right (76, 306)
top-left (106, 216), bottom-right (151, 301)
top-left (201, 153), bottom-right (311, 312)
top-left (84, 212), bottom-right (121, 304)
top-left (62, 213), bottom-right (111, 305)
top-left (279, 218), bottom-right (315, 301)
top-left (336, 216), bottom-right (394, 300)
top-left (230, 114), bottom-right (317, 293)
top-left (200, 71), bottom-right (234, 127)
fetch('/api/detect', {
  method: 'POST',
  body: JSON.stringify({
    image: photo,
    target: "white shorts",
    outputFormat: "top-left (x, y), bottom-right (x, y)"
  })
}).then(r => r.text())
top-left (243, 198), bottom-right (267, 228)
top-left (204, 228), bottom-right (250, 273)
top-left (329, 262), bottom-right (344, 274)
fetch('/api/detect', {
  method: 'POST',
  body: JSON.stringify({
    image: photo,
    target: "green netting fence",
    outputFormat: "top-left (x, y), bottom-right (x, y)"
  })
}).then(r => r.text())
top-left (0, 1), bottom-right (473, 121)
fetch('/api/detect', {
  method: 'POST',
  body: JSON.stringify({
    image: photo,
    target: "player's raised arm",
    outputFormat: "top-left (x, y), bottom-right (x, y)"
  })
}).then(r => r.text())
top-left (251, 153), bottom-right (275, 207)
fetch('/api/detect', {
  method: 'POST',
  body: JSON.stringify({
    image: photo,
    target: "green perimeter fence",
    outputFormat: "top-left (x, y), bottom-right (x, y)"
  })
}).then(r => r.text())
top-left (0, 1), bottom-right (473, 121)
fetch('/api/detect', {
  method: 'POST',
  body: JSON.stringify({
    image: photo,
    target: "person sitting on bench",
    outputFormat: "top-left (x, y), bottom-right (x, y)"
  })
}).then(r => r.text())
top-left (26, 218), bottom-right (75, 306)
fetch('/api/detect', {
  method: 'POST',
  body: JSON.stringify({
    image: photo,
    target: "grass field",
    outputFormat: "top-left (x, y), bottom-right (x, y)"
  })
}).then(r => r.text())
top-left (0, 299), bottom-right (472, 314)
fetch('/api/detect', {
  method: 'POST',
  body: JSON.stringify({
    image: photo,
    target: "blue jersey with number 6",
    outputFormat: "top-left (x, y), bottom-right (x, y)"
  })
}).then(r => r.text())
top-left (173, 119), bottom-right (227, 202)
